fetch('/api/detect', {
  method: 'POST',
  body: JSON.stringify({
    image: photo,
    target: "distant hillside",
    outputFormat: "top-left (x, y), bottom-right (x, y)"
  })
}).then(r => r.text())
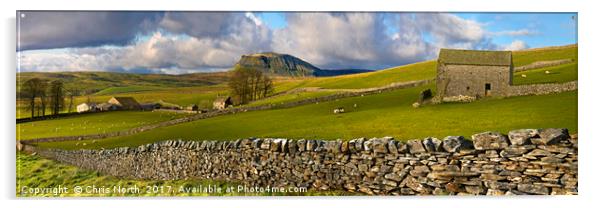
top-left (235, 52), bottom-right (370, 77)
top-left (16, 71), bottom-right (230, 95)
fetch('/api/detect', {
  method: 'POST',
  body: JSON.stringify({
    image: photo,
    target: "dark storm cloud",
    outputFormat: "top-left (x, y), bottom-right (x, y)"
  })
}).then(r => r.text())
top-left (17, 11), bottom-right (163, 51)
top-left (159, 12), bottom-right (242, 38)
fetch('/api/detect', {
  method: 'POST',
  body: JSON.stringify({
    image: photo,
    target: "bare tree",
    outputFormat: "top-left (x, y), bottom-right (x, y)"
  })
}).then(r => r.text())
top-left (49, 80), bottom-right (65, 116)
top-left (66, 88), bottom-right (79, 113)
top-left (228, 67), bottom-right (274, 104)
top-left (38, 80), bottom-right (48, 117)
top-left (22, 78), bottom-right (42, 118)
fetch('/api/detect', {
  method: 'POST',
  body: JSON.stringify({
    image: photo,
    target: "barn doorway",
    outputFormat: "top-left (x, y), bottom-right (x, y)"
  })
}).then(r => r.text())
top-left (485, 83), bottom-right (491, 96)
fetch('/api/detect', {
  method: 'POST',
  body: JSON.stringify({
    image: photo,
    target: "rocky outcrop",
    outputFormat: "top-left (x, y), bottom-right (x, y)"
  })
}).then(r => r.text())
top-left (235, 52), bottom-right (369, 77)
top-left (235, 52), bottom-right (321, 77)
top-left (24, 128), bottom-right (578, 196)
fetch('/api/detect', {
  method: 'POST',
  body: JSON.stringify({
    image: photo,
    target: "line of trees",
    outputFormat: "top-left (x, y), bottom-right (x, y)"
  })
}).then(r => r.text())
top-left (228, 67), bottom-right (274, 104)
top-left (21, 78), bottom-right (73, 118)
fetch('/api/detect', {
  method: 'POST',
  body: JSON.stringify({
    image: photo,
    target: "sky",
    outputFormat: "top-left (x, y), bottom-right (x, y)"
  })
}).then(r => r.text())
top-left (16, 11), bottom-right (577, 74)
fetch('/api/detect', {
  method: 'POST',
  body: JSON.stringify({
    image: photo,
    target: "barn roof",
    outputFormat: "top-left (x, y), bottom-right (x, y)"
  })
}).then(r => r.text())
top-left (110, 97), bottom-right (140, 107)
top-left (214, 96), bottom-right (231, 103)
top-left (438, 49), bottom-right (512, 66)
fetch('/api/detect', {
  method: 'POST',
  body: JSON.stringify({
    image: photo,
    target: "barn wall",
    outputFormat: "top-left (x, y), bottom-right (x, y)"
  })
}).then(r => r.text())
top-left (437, 64), bottom-right (512, 98)
top-left (24, 128), bottom-right (578, 195)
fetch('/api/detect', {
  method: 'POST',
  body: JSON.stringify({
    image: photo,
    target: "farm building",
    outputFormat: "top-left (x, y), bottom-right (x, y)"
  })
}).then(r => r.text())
top-left (157, 100), bottom-right (181, 110)
top-left (213, 96), bottom-right (233, 110)
top-left (186, 104), bottom-right (199, 111)
top-left (140, 103), bottom-right (162, 111)
top-left (76, 102), bottom-right (97, 113)
top-left (436, 48), bottom-right (513, 99)
top-left (97, 103), bottom-right (118, 111)
top-left (107, 97), bottom-right (141, 110)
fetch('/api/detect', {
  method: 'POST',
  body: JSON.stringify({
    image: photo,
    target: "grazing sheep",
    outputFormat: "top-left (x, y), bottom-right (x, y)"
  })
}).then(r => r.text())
top-left (333, 107), bottom-right (345, 114)
top-left (545, 70), bottom-right (551, 74)
top-left (521, 74), bottom-right (527, 78)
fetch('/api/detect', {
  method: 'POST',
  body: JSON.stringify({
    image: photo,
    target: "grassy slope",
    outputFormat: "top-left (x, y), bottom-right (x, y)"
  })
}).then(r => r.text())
top-left (512, 44), bottom-right (577, 67)
top-left (246, 91), bottom-right (339, 107)
top-left (16, 44), bottom-right (578, 118)
top-left (17, 111), bottom-right (188, 140)
top-left (16, 153), bottom-right (348, 196)
top-left (16, 71), bottom-right (230, 94)
top-left (39, 83), bottom-right (577, 150)
top-left (94, 86), bottom-right (168, 95)
top-left (513, 62), bottom-right (577, 85)
top-left (276, 61), bottom-right (437, 90)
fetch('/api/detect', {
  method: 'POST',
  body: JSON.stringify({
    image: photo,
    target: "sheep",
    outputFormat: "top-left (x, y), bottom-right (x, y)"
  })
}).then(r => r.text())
top-left (333, 107), bottom-right (345, 114)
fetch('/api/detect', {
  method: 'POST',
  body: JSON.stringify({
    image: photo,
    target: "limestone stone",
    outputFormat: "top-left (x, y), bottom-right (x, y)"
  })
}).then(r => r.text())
top-left (371, 138), bottom-right (390, 154)
top-left (387, 140), bottom-right (398, 154)
top-left (517, 184), bottom-right (549, 195)
top-left (465, 185), bottom-right (485, 195)
top-left (306, 140), bottom-right (317, 151)
top-left (534, 128), bottom-right (570, 145)
top-left (472, 131), bottom-right (509, 150)
top-left (297, 139), bottom-right (306, 152)
top-left (508, 129), bottom-right (539, 145)
top-left (407, 139), bottom-right (426, 154)
top-left (442, 136), bottom-right (471, 152)
top-left (384, 173), bottom-right (403, 182)
top-left (422, 137), bottom-right (442, 152)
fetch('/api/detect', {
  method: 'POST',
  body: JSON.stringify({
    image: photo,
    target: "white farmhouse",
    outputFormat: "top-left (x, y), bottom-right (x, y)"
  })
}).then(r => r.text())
top-left (76, 102), bottom-right (97, 113)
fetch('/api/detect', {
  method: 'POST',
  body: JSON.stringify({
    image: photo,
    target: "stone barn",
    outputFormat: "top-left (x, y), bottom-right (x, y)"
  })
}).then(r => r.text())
top-left (107, 97), bottom-right (141, 110)
top-left (436, 49), bottom-right (513, 99)
top-left (213, 96), bottom-right (233, 110)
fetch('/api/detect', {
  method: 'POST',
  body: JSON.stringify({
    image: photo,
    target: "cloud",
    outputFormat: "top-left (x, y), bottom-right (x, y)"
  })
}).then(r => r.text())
top-left (490, 29), bottom-right (538, 36)
top-left (271, 13), bottom-right (434, 69)
top-left (19, 11), bottom-right (275, 74)
top-left (17, 11), bottom-right (161, 51)
top-left (503, 40), bottom-right (529, 51)
top-left (414, 13), bottom-right (487, 49)
top-left (18, 12), bottom-right (542, 73)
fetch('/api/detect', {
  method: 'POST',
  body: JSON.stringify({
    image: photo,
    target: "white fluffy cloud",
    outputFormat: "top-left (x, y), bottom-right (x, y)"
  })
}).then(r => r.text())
top-left (503, 40), bottom-right (529, 51)
top-left (19, 12), bottom-right (534, 73)
top-left (490, 29), bottom-right (538, 36)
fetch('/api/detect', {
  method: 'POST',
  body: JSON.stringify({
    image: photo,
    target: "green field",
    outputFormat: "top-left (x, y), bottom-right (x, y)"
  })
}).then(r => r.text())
top-left (94, 86), bottom-right (168, 95)
top-left (17, 111), bottom-right (188, 140)
top-left (275, 61), bottom-right (437, 90)
top-left (16, 152), bottom-right (349, 196)
top-left (246, 91), bottom-right (340, 107)
top-left (512, 45), bottom-right (577, 67)
top-left (38, 83), bottom-right (577, 150)
top-left (513, 62), bottom-right (577, 85)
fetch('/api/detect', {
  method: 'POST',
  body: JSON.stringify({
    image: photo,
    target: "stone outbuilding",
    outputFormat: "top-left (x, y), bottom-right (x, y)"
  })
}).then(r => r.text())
top-left (186, 104), bottom-right (199, 111)
top-left (140, 103), bottom-right (162, 111)
top-left (108, 97), bottom-right (141, 110)
top-left (213, 96), bottom-right (233, 110)
top-left (436, 49), bottom-right (513, 99)
top-left (97, 103), bottom-right (118, 111)
top-left (76, 102), bottom-right (97, 113)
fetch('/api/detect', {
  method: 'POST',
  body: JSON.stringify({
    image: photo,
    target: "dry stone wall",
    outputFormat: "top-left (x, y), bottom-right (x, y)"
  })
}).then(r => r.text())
top-left (24, 128), bottom-right (577, 195)
top-left (508, 81), bottom-right (577, 97)
top-left (514, 59), bottom-right (574, 72)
